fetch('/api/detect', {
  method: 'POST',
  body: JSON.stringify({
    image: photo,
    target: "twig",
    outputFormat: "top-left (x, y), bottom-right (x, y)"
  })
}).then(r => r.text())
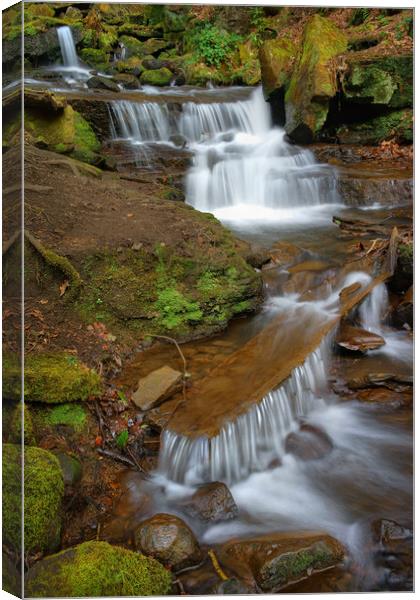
top-left (208, 549), bottom-right (229, 581)
top-left (174, 557), bottom-right (208, 576)
top-left (126, 446), bottom-right (148, 476)
top-left (173, 579), bottom-right (186, 594)
top-left (96, 448), bottom-right (136, 468)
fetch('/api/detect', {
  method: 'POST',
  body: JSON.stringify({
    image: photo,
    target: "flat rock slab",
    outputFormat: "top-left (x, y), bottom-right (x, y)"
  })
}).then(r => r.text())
top-left (132, 366), bottom-right (182, 411)
top-left (336, 323), bottom-right (385, 352)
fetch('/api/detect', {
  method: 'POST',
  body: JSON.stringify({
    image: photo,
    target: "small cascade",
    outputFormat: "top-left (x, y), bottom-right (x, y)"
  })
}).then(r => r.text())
top-left (158, 337), bottom-right (331, 485)
top-left (108, 87), bottom-right (340, 215)
top-left (359, 282), bottom-right (389, 333)
top-left (57, 26), bottom-right (79, 69)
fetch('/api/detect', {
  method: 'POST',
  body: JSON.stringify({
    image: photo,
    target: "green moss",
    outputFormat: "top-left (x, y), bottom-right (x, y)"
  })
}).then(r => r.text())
top-left (3, 444), bottom-right (64, 555)
top-left (3, 352), bottom-right (102, 404)
top-left (26, 541), bottom-right (172, 597)
top-left (285, 15), bottom-right (347, 140)
top-left (45, 403), bottom-right (88, 432)
top-left (337, 108), bottom-right (413, 144)
top-left (8, 403), bottom-right (36, 445)
top-left (115, 56), bottom-right (144, 74)
top-left (259, 37), bottom-right (297, 98)
top-left (343, 55), bottom-right (413, 108)
top-left (140, 67), bottom-right (173, 86)
top-left (79, 47), bottom-right (109, 68)
top-left (154, 287), bottom-right (203, 330)
top-left (119, 34), bottom-right (145, 57)
top-left (24, 105), bottom-right (101, 165)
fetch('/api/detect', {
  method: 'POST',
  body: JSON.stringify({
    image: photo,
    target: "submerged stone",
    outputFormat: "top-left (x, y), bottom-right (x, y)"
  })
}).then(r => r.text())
top-left (285, 424), bottom-right (333, 461)
top-left (134, 513), bottom-right (202, 571)
top-left (25, 541), bottom-right (172, 597)
top-left (132, 365), bottom-right (183, 411)
top-left (336, 323), bottom-right (385, 353)
top-left (182, 481), bottom-right (239, 523)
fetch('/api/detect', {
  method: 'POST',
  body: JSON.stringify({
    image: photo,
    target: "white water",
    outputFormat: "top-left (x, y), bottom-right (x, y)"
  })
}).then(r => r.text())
top-left (57, 26), bottom-right (79, 69)
top-left (109, 87), bottom-right (341, 220)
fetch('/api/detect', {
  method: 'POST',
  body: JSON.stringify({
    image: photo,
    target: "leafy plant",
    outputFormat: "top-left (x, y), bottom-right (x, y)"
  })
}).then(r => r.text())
top-left (187, 22), bottom-right (242, 68)
top-left (349, 7), bottom-right (370, 26)
top-left (395, 15), bottom-right (413, 40)
top-left (116, 430), bottom-right (129, 449)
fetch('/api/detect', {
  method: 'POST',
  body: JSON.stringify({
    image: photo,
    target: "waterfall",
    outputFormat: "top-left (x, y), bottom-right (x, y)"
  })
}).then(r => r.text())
top-left (109, 87), bottom-right (340, 213)
top-left (359, 282), bottom-right (389, 333)
top-left (158, 338), bottom-right (331, 485)
top-left (57, 26), bottom-right (79, 69)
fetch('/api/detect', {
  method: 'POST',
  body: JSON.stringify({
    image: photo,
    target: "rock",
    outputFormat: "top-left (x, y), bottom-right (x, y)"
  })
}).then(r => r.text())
top-left (140, 67), bottom-right (173, 86)
top-left (372, 519), bottom-right (413, 545)
top-left (3, 444), bottom-right (64, 554)
top-left (285, 15), bottom-right (347, 142)
top-left (337, 109), bottom-right (413, 145)
top-left (118, 35), bottom-right (146, 58)
top-left (213, 577), bottom-right (251, 594)
top-left (3, 27), bottom-right (83, 65)
top-left (182, 482), bottom-right (238, 523)
top-left (337, 173), bottom-right (413, 207)
top-left (336, 323), bottom-right (385, 352)
top-left (115, 56), bottom-right (144, 76)
top-left (392, 286), bottom-right (413, 328)
top-left (389, 241), bottom-right (413, 293)
top-left (217, 532), bottom-right (345, 592)
top-left (25, 541), bottom-right (172, 597)
top-left (240, 242), bottom-right (271, 269)
top-left (237, 41), bottom-right (261, 86)
top-left (87, 75), bottom-right (121, 93)
top-left (54, 452), bottom-right (83, 486)
top-left (3, 352), bottom-right (101, 403)
top-left (8, 402), bottom-right (36, 445)
top-left (285, 424), bottom-right (333, 461)
top-left (111, 73), bottom-right (140, 90)
top-left (65, 6), bottom-right (83, 21)
top-left (259, 37), bottom-right (297, 99)
top-left (79, 48), bottom-right (109, 69)
top-left (134, 513), bottom-right (202, 571)
top-left (169, 133), bottom-right (187, 148)
top-left (342, 54), bottom-right (413, 109)
top-left (142, 38), bottom-right (172, 56)
top-left (2, 552), bottom-right (21, 597)
top-left (132, 365), bottom-right (183, 411)
top-left (142, 57), bottom-right (163, 70)
top-left (268, 241), bottom-right (303, 266)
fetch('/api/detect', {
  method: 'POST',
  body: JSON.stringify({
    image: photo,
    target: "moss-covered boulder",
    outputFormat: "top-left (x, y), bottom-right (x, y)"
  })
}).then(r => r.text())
top-left (13, 105), bottom-right (102, 164)
top-left (3, 444), bottom-right (64, 555)
top-left (285, 15), bottom-right (347, 142)
top-left (337, 108), bottom-right (413, 145)
top-left (115, 55), bottom-right (144, 75)
top-left (343, 54), bottom-right (413, 109)
top-left (259, 37), bottom-right (297, 99)
top-left (79, 47), bottom-right (109, 70)
top-left (3, 352), bottom-right (101, 403)
top-left (25, 541), bottom-right (172, 597)
top-left (118, 35), bottom-right (146, 58)
top-left (140, 67), bottom-right (173, 86)
top-left (8, 402), bottom-right (36, 445)
top-left (237, 41), bottom-right (261, 86)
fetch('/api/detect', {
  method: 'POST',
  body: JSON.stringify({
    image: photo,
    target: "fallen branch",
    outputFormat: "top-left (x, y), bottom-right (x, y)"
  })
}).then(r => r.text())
top-left (208, 549), bottom-right (229, 581)
top-left (96, 448), bottom-right (136, 468)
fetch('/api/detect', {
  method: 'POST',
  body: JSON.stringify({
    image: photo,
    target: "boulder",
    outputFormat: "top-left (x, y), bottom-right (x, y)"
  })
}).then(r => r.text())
top-left (285, 424), bottom-right (333, 461)
top-left (87, 75), bottom-right (121, 93)
top-left (336, 323), bottom-right (385, 352)
top-left (54, 452), bottom-right (83, 486)
top-left (140, 67), bottom-right (173, 86)
top-left (342, 54), bottom-right (413, 109)
top-left (25, 541), bottom-right (172, 597)
top-left (182, 482), bottom-right (238, 523)
top-left (118, 35), bottom-right (146, 58)
top-left (3, 351), bottom-right (101, 403)
top-left (259, 37), bottom-right (297, 99)
top-left (337, 109), bottom-right (413, 145)
top-left (392, 285), bottom-right (413, 329)
top-left (217, 532), bottom-right (345, 592)
top-left (3, 27), bottom-right (83, 65)
top-left (132, 365), bottom-right (183, 411)
top-left (134, 513), bottom-right (202, 571)
top-left (79, 48), bottom-right (109, 70)
top-left (372, 519), bottom-right (413, 546)
top-left (3, 444), bottom-right (64, 554)
top-left (371, 519), bottom-right (413, 591)
top-left (111, 73), bottom-right (140, 90)
top-left (142, 38), bottom-right (172, 56)
top-left (115, 56), bottom-right (144, 76)
top-left (389, 241), bottom-right (413, 293)
top-left (237, 41), bottom-right (261, 86)
top-left (142, 57), bottom-right (163, 70)
top-left (285, 15), bottom-right (347, 142)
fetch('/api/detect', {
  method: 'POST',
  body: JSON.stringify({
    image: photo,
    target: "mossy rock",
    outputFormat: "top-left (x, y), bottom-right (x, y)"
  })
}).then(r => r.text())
top-left (142, 37), bottom-right (172, 56)
top-left (40, 402), bottom-right (89, 432)
top-left (25, 541), bottom-right (173, 597)
top-left (285, 15), bottom-right (348, 142)
top-left (2, 552), bottom-right (21, 597)
top-left (26, 3), bottom-right (55, 18)
top-left (259, 37), bottom-right (297, 98)
top-left (337, 109), bottom-right (413, 145)
top-left (119, 34), bottom-right (146, 58)
top-left (3, 444), bottom-right (64, 555)
top-left (3, 352), bottom-right (102, 403)
top-left (8, 402), bottom-right (36, 445)
top-left (343, 54), bottom-right (413, 109)
top-left (22, 105), bottom-right (101, 165)
top-left (140, 67), bottom-right (173, 86)
top-left (237, 41), bottom-right (261, 86)
top-left (115, 56), bottom-right (144, 76)
top-left (184, 60), bottom-right (226, 86)
top-left (79, 47), bottom-right (109, 69)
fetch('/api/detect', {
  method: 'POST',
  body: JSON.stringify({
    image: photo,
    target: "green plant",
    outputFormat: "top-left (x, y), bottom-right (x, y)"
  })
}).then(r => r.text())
top-left (395, 15), bottom-right (413, 40)
top-left (349, 7), bottom-right (370, 26)
top-left (116, 429), bottom-right (129, 449)
top-left (187, 22), bottom-right (242, 68)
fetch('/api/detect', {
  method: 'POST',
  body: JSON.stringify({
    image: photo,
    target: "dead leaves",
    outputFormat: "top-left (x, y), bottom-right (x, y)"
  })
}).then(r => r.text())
top-left (59, 280), bottom-right (69, 297)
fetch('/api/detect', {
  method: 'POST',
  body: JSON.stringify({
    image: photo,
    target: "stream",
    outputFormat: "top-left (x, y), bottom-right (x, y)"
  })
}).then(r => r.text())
top-left (18, 28), bottom-right (413, 593)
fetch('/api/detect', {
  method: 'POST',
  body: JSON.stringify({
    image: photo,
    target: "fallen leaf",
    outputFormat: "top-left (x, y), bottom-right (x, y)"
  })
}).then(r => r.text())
top-left (127, 213), bottom-right (134, 218)
top-left (39, 299), bottom-right (49, 305)
top-left (59, 280), bottom-right (69, 297)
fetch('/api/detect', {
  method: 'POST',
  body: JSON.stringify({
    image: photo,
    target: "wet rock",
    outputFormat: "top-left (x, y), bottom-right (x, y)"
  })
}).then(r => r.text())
top-left (132, 365), bottom-right (183, 411)
top-left (285, 424), bottom-right (333, 461)
top-left (268, 240), bottom-right (303, 267)
top-left (87, 75), bottom-right (121, 93)
top-left (54, 452), bottom-right (82, 486)
top-left (240, 242), bottom-right (271, 269)
top-left (259, 37), bottom-right (297, 99)
top-left (142, 57), bottom-right (163, 70)
top-left (389, 241), bottom-right (413, 294)
top-left (169, 133), bottom-right (187, 148)
top-left (4, 27), bottom-right (83, 65)
top-left (336, 323), bottom-right (385, 353)
top-left (337, 174), bottom-right (413, 207)
top-left (392, 286), bottom-right (413, 329)
top-left (347, 372), bottom-right (413, 391)
top-left (182, 482), bottom-right (238, 523)
top-left (372, 519), bottom-right (413, 592)
top-left (217, 532), bottom-right (345, 592)
top-left (134, 513), bottom-right (202, 571)
top-left (112, 73), bottom-right (140, 90)
top-left (25, 541), bottom-right (172, 597)
top-left (213, 577), bottom-right (251, 594)
top-left (372, 519), bottom-right (413, 546)
top-left (140, 67), bottom-right (173, 86)
top-left (337, 109), bottom-right (413, 145)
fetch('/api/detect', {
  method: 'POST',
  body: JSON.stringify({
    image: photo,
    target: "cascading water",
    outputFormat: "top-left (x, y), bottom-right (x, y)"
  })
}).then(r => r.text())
top-left (57, 26), bottom-right (79, 69)
top-left (109, 87), bottom-right (341, 220)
